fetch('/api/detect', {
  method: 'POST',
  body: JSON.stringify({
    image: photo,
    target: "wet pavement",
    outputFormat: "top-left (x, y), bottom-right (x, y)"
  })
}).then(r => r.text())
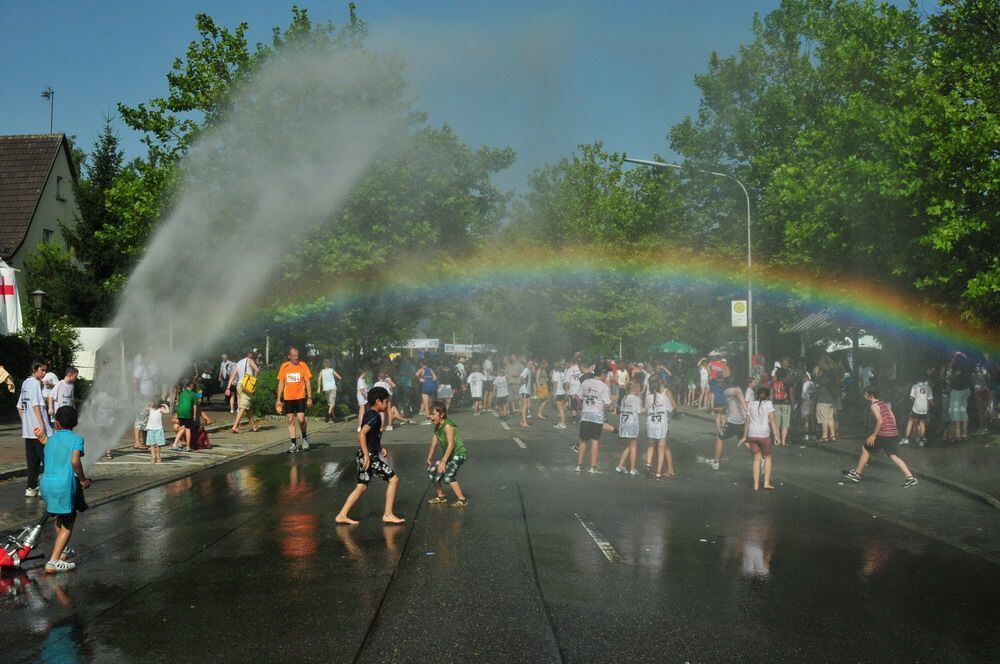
top-left (2, 411), bottom-right (999, 662)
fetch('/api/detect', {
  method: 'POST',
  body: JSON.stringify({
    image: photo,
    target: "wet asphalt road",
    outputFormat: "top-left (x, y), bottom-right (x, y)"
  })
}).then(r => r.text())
top-left (2, 411), bottom-right (999, 663)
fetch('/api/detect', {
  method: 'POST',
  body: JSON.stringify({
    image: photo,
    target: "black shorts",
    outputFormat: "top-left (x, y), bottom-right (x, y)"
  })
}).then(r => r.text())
top-left (179, 418), bottom-right (195, 430)
top-left (909, 412), bottom-right (927, 422)
top-left (356, 450), bottom-right (395, 485)
top-left (869, 435), bottom-right (899, 456)
top-left (555, 394), bottom-right (567, 402)
top-left (50, 511), bottom-right (76, 528)
top-left (718, 422), bottom-right (743, 440)
top-left (283, 398), bottom-right (307, 414)
top-left (579, 420), bottom-right (603, 442)
top-left (497, 395), bottom-right (508, 406)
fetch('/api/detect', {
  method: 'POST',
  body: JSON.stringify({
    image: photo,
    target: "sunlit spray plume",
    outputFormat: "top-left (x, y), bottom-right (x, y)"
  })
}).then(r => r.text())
top-left (78, 45), bottom-right (407, 467)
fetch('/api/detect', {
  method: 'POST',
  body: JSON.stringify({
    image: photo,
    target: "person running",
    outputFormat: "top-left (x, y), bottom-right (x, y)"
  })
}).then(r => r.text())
top-left (276, 347), bottom-right (313, 453)
top-left (551, 360), bottom-right (568, 429)
top-left (844, 387), bottom-right (918, 487)
top-left (518, 360), bottom-right (534, 429)
top-left (18, 361), bottom-right (52, 497)
top-left (225, 350), bottom-right (260, 434)
top-left (39, 406), bottom-right (91, 573)
top-left (576, 362), bottom-right (613, 474)
top-left (317, 359), bottom-right (343, 423)
top-left (902, 374), bottom-right (933, 447)
top-left (615, 381), bottom-right (643, 476)
top-left (770, 368), bottom-right (792, 446)
top-left (644, 377), bottom-right (677, 480)
top-left (425, 401), bottom-right (469, 508)
top-left (335, 386), bottom-right (404, 524)
top-left (466, 365), bottom-right (485, 415)
top-left (709, 382), bottom-right (748, 470)
top-left (739, 386), bottom-right (779, 491)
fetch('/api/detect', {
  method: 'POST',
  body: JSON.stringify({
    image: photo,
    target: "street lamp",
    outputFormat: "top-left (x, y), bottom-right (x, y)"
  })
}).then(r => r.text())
top-left (623, 158), bottom-right (754, 377)
top-left (30, 289), bottom-right (46, 311)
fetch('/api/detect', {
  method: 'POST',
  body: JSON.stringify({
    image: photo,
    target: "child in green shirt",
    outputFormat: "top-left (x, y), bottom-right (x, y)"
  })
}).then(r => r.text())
top-left (425, 401), bottom-right (468, 508)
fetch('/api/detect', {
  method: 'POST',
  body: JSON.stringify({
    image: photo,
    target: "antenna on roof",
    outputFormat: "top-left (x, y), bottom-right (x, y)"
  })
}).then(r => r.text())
top-left (40, 87), bottom-right (54, 133)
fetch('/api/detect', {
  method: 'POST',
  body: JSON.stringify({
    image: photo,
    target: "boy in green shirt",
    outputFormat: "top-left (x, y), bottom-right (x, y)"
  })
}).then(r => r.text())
top-left (171, 379), bottom-right (198, 451)
top-left (425, 401), bottom-right (468, 508)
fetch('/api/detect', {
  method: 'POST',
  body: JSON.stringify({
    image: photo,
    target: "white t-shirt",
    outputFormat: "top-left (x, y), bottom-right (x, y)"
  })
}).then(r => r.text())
top-left (494, 375), bottom-right (509, 398)
top-left (19, 377), bottom-right (52, 439)
top-left (356, 376), bottom-right (369, 400)
top-left (579, 377), bottom-right (611, 423)
top-left (746, 400), bottom-right (775, 438)
top-left (910, 381), bottom-right (932, 414)
top-left (220, 359), bottom-right (235, 380)
top-left (133, 363), bottom-right (155, 397)
top-left (645, 391), bottom-right (673, 417)
top-left (616, 369), bottom-right (629, 388)
top-left (467, 372), bottom-right (485, 399)
top-left (320, 368), bottom-right (337, 392)
top-left (146, 406), bottom-right (165, 431)
top-left (233, 358), bottom-right (255, 387)
top-left (41, 371), bottom-right (58, 398)
top-left (374, 379), bottom-right (393, 395)
top-left (566, 365), bottom-right (582, 396)
top-left (619, 393), bottom-right (642, 418)
top-left (699, 367), bottom-right (709, 387)
top-left (551, 370), bottom-right (565, 396)
top-left (483, 359), bottom-right (494, 380)
top-left (51, 379), bottom-right (75, 410)
top-left (519, 367), bottom-right (532, 395)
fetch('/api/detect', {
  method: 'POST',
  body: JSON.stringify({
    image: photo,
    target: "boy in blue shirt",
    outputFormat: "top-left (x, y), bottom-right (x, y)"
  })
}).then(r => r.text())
top-left (335, 387), bottom-right (405, 525)
top-left (39, 406), bottom-right (91, 573)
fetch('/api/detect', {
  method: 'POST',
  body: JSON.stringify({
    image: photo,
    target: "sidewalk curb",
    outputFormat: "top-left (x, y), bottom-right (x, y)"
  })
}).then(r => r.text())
top-left (676, 407), bottom-right (1000, 511)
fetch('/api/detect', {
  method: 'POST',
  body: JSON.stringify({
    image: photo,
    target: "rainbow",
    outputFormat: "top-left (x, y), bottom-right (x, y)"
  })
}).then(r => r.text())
top-left (266, 246), bottom-right (998, 353)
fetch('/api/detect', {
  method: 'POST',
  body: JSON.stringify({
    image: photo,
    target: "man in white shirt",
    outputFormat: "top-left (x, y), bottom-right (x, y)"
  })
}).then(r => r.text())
top-left (576, 362), bottom-right (613, 473)
top-left (225, 350), bottom-right (260, 434)
top-left (18, 361), bottom-right (52, 497)
top-left (565, 359), bottom-right (583, 423)
top-left (48, 366), bottom-right (79, 419)
top-left (466, 366), bottom-right (485, 415)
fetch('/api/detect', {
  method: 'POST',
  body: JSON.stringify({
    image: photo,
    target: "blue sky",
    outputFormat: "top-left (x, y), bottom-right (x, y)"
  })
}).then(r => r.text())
top-left (2, 1), bottom-right (788, 188)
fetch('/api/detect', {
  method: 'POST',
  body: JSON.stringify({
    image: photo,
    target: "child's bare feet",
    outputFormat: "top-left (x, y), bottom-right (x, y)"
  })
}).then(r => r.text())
top-left (335, 515), bottom-right (359, 525)
top-left (763, 484), bottom-right (776, 490)
top-left (382, 514), bottom-right (405, 524)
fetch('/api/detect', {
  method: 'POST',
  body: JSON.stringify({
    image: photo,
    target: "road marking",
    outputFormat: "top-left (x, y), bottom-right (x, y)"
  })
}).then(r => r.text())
top-left (513, 437), bottom-right (527, 448)
top-left (574, 513), bottom-right (622, 563)
top-left (500, 421), bottom-right (511, 431)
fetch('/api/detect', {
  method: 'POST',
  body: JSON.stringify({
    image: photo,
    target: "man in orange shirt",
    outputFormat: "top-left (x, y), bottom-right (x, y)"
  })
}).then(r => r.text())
top-left (276, 347), bottom-right (313, 453)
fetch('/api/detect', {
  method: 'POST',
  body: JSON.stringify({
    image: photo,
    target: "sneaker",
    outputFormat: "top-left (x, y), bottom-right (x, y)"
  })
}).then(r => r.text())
top-left (903, 476), bottom-right (918, 488)
top-left (60, 547), bottom-right (75, 561)
top-left (707, 459), bottom-right (720, 471)
top-left (300, 439), bottom-right (310, 451)
top-left (588, 466), bottom-right (600, 474)
top-left (426, 496), bottom-right (448, 505)
top-left (385, 426), bottom-right (394, 431)
top-left (629, 469), bottom-right (640, 477)
top-left (44, 560), bottom-right (76, 574)
top-left (449, 499), bottom-right (469, 509)
top-left (615, 466), bottom-right (626, 474)
top-left (554, 423), bottom-right (567, 430)
top-left (655, 473), bottom-right (664, 481)
top-left (899, 437), bottom-right (910, 446)
top-left (24, 487), bottom-right (39, 497)
top-left (421, 420), bottom-right (433, 426)
top-left (570, 443), bottom-right (579, 452)
top-left (843, 469), bottom-right (862, 483)
top-left (287, 443), bottom-right (298, 454)
top-left (575, 465), bottom-right (583, 473)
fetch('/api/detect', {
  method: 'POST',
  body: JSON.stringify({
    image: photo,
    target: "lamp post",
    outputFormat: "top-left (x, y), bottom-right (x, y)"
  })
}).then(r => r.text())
top-left (623, 158), bottom-right (753, 377)
top-left (30, 289), bottom-right (47, 358)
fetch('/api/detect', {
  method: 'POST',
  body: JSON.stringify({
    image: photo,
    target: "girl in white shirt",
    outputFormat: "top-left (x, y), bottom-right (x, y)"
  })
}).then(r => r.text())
top-left (616, 382), bottom-right (643, 476)
top-left (551, 363), bottom-right (567, 429)
top-left (740, 387), bottom-right (779, 490)
top-left (644, 378), bottom-right (677, 480)
top-left (356, 371), bottom-right (371, 432)
top-left (145, 400), bottom-right (170, 464)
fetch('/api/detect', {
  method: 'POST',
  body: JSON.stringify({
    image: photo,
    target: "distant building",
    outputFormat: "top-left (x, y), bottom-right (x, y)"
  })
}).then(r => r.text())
top-left (0, 134), bottom-right (81, 298)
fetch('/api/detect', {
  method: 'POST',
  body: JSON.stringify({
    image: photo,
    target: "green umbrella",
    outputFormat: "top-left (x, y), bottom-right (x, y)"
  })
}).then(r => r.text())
top-left (650, 340), bottom-right (698, 354)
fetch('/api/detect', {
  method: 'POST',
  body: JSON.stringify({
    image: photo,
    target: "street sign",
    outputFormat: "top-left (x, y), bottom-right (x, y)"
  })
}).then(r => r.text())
top-left (731, 300), bottom-right (748, 327)
top-left (443, 343), bottom-right (497, 354)
top-left (403, 338), bottom-right (439, 350)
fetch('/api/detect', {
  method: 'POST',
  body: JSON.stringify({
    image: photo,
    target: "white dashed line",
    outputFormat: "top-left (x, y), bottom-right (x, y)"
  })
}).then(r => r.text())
top-left (513, 437), bottom-right (527, 449)
top-left (574, 513), bottom-right (622, 563)
top-left (500, 421), bottom-right (511, 431)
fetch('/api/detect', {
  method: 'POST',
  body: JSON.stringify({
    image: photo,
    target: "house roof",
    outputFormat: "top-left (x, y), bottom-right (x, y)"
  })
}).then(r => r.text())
top-left (0, 134), bottom-right (76, 260)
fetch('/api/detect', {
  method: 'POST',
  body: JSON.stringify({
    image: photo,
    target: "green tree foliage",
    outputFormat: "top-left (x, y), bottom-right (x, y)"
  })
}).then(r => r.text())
top-left (668, 0), bottom-right (998, 324)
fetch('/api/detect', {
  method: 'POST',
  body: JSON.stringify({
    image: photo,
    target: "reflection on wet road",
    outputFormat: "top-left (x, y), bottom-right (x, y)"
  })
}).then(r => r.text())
top-left (2, 413), bottom-right (998, 662)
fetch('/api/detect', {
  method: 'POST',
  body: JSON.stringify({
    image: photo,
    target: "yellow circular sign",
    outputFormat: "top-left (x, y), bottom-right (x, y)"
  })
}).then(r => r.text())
top-left (733, 302), bottom-right (746, 314)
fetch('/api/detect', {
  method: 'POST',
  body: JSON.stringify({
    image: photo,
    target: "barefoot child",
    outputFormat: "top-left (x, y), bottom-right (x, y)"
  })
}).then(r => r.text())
top-left (146, 399), bottom-right (169, 463)
top-left (39, 406), bottom-right (91, 573)
top-left (843, 387), bottom-right (918, 487)
top-left (615, 382), bottom-right (643, 476)
top-left (644, 378), bottom-right (677, 480)
top-left (336, 386), bottom-right (405, 524)
top-left (425, 401), bottom-right (469, 508)
top-left (739, 386), bottom-right (778, 491)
